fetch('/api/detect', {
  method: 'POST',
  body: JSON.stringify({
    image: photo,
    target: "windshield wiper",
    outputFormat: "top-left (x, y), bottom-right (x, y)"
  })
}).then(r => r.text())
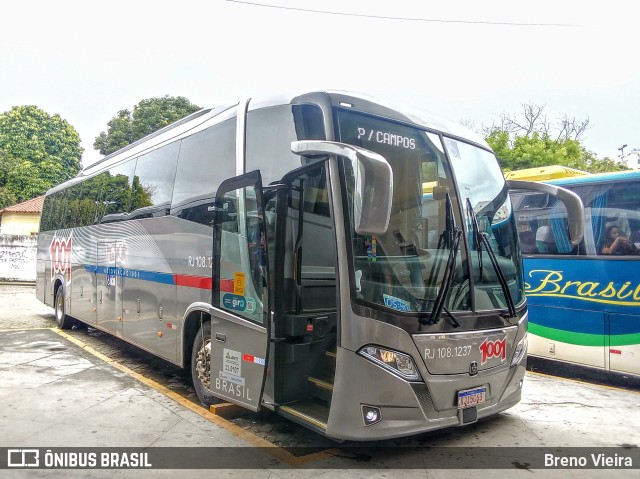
top-left (421, 193), bottom-right (462, 328)
top-left (466, 198), bottom-right (516, 318)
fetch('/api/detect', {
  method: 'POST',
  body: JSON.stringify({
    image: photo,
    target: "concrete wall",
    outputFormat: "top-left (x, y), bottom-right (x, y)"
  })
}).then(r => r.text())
top-left (0, 235), bottom-right (37, 282)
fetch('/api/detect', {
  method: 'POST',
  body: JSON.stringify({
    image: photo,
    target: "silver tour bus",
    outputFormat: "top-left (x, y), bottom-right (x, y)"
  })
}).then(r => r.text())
top-left (37, 91), bottom-right (583, 440)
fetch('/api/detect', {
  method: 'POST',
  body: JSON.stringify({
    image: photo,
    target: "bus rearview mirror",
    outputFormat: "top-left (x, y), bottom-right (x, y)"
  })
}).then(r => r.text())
top-left (291, 140), bottom-right (393, 235)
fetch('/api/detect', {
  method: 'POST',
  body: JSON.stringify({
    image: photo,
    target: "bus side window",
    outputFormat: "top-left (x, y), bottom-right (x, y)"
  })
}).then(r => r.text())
top-left (171, 118), bottom-right (236, 226)
top-left (129, 142), bottom-right (179, 219)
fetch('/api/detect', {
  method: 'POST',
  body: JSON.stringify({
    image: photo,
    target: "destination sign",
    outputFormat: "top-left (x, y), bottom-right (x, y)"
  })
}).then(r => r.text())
top-left (356, 127), bottom-right (416, 150)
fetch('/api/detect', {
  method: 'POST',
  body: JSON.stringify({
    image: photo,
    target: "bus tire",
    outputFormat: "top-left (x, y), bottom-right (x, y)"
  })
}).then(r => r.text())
top-left (191, 321), bottom-right (217, 407)
top-left (54, 287), bottom-right (75, 330)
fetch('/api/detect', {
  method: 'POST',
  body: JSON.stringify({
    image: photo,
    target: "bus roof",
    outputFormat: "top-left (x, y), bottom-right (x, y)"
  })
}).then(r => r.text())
top-left (49, 90), bottom-right (491, 196)
top-left (504, 165), bottom-right (589, 181)
top-left (547, 169), bottom-right (640, 187)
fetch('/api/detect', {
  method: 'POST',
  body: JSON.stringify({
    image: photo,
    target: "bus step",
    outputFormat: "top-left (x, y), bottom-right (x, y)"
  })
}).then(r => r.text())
top-left (321, 350), bottom-right (337, 375)
top-left (307, 375), bottom-right (334, 403)
top-left (278, 401), bottom-right (329, 434)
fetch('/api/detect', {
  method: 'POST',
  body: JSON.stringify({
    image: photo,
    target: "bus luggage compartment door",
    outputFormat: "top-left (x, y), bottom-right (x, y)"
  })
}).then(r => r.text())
top-left (96, 242), bottom-right (123, 336)
top-left (609, 313), bottom-right (640, 376)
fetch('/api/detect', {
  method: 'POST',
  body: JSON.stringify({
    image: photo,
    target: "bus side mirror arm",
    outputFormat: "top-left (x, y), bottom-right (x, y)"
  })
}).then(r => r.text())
top-left (291, 140), bottom-right (393, 235)
top-left (507, 179), bottom-right (585, 246)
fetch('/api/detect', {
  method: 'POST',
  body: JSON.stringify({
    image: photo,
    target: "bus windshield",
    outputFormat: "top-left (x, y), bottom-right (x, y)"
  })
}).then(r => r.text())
top-left (336, 109), bottom-right (523, 317)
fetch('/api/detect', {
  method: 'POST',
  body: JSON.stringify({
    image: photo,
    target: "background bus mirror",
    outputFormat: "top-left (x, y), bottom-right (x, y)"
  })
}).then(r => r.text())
top-left (507, 179), bottom-right (585, 246)
top-left (291, 140), bottom-right (393, 235)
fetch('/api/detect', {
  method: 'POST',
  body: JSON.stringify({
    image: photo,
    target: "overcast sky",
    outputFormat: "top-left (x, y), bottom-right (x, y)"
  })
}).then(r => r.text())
top-left (1, 0), bottom-right (638, 168)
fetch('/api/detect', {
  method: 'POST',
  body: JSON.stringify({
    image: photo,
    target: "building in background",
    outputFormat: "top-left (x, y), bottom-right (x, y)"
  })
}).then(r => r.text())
top-left (0, 196), bottom-right (44, 236)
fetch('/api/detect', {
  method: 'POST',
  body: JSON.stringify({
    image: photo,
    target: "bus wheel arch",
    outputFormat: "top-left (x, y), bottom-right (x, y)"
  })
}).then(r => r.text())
top-left (184, 310), bottom-right (218, 407)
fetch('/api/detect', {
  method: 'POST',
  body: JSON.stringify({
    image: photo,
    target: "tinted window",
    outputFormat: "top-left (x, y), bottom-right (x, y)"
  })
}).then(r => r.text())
top-left (79, 173), bottom-right (107, 225)
top-left (171, 119), bottom-right (236, 225)
top-left (130, 142), bottom-right (180, 219)
top-left (100, 160), bottom-right (137, 223)
top-left (246, 104), bottom-right (325, 185)
top-left (43, 190), bottom-right (68, 231)
top-left (571, 180), bottom-right (640, 256)
top-left (40, 194), bottom-right (58, 232)
top-left (61, 183), bottom-right (83, 228)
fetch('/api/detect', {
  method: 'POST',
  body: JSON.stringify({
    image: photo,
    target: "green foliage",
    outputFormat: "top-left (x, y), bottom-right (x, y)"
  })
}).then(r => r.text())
top-left (0, 187), bottom-right (16, 210)
top-left (483, 105), bottom-right (628, 174)
top-left (0, 106), bottom-right (82, 205)
top-left (486, 130), bottom-right (585, 171)
top-left (94, 95), bottom-right (202, 155)
top-left (568, 150), bottom-right (628, 173)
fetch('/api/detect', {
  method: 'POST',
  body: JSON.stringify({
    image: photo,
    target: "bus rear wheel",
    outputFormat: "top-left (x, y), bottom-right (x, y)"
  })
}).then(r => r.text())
top-left (191, 322), bottom-right (218, 407)
top-left (54, 288), bottom-right (75, 330)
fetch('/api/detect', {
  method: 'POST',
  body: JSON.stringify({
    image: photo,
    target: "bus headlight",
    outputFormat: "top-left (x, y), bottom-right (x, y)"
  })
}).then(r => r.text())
top-left (511, 333), bottom-right (528, 366)
top-left (358, 345), bottom-right (422, 381)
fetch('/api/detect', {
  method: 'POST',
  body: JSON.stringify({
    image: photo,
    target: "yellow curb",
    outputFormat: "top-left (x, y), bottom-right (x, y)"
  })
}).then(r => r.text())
top-left (0, 327), bottom-right (54, 332)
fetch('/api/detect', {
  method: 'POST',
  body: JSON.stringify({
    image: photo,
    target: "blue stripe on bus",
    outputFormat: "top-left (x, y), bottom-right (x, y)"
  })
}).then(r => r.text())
top-left (84, 265), bottom-right (176, 285)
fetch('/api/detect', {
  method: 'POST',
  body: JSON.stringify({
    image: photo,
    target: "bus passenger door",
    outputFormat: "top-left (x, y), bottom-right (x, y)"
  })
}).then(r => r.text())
top-left (209, 171), bottom-right (270, 411)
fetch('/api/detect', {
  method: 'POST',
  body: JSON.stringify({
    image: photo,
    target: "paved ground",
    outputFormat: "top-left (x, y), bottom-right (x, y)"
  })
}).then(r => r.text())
top-left (1, 284), bottom-right (639, 477)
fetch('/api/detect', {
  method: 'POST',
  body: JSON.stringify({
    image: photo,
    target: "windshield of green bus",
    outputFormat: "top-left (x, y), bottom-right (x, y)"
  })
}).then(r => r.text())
top-left (336, 109), bottom-right (523, 316)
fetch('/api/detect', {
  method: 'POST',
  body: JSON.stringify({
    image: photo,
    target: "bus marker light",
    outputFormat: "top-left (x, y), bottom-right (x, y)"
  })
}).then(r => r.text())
top-left (610, 349), bottom-right (622, 355)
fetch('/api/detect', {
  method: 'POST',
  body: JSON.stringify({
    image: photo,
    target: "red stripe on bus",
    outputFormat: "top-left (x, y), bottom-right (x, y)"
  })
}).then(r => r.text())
top-left (174, 274), bottom-right (212, 290)
top-left (610, 349), bottom-right (622, 355)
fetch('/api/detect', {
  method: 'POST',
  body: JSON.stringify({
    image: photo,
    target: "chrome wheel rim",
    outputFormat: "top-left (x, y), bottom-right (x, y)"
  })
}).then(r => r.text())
top-left (55, 292), bottom-right (64, 323)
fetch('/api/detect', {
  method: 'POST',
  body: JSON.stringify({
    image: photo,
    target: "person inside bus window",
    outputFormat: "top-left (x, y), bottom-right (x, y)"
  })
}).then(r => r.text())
top-left (600, 225), bottom-right (636, 255)
top-left (535, 226), bottom-right (557, 254)
top-left (519, 230), bottom-right (538, 254)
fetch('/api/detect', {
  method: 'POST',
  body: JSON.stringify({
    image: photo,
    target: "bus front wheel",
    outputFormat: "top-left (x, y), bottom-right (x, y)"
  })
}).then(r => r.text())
top-left (191, 322), bottom-right (218, 407)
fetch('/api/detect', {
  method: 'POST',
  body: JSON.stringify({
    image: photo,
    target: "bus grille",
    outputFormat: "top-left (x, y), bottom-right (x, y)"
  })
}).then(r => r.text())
top-left (413, 385), bottom-right (436, 418)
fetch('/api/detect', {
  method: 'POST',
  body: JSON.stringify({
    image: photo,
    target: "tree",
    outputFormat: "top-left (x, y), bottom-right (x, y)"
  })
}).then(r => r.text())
top-left (482, 103), bottom-right (626, 173)
top-left (0, 106), bottom-right (83, 205)
top-left (94, 95), bottom-right (202, 155)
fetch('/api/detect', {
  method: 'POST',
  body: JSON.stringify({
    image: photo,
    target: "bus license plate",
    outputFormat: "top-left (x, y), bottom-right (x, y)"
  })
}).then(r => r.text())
top-left (457, 387), bottom-right (486, 409)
